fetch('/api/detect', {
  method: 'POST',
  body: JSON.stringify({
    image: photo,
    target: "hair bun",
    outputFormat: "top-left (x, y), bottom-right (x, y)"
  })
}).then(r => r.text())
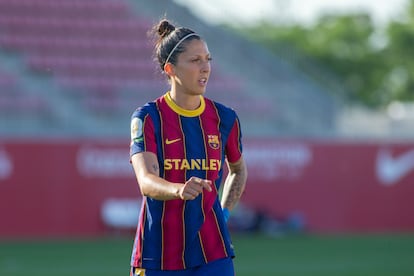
top-left (157, 19), bottom-right (175, 38)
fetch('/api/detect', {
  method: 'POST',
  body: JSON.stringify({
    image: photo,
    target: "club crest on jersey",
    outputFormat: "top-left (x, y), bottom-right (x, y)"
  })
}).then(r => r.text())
top-left (131, 117), bottom-right (143, 142)
top-left (207, 135), bottom-right (220, 150)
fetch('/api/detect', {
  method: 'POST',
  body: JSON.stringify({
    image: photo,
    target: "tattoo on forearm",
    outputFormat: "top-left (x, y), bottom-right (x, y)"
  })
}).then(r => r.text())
top-left (222, 170), bottom-right (246, 210)
top-left (227, 178), bottom-right (243, 205)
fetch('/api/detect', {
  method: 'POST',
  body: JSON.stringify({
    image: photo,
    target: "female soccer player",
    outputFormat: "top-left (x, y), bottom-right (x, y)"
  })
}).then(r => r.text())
top-left (129, 19), bottom-right (247, 276)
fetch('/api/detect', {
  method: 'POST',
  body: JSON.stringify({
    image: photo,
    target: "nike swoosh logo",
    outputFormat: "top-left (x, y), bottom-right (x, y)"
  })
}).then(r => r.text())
top-left (165, 138), bottom-right (181, 145)
top-left (376, 148), bottom-right (414, 186)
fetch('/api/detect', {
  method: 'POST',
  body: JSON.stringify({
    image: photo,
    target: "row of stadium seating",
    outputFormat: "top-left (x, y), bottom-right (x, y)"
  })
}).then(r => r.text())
top-left (0, 0), bottom-right (324, 137)
top-left (0, 0), bottom-right (256, 112)
top-left (0, 0), bottom-right (131, 18)
top-left (0, 67), bottom-right (48, 116)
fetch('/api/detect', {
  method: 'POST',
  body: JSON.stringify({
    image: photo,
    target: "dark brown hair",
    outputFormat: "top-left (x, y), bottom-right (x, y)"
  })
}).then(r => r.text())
top-left (151, 19), bottom-right (201, 72)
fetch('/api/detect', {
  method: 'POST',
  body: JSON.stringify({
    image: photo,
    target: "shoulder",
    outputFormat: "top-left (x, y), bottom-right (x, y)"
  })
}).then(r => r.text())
top-left (204, 97), bottom-right (238, 119)
top-left (204, 98), bottom-right (241, 135)
top-left (131, 101), bottom-right (158, 120)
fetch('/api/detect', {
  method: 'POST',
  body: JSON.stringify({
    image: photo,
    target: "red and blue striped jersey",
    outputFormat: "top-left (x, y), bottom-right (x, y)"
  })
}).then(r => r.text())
top-left (129, 92), bottom-right (243, 270)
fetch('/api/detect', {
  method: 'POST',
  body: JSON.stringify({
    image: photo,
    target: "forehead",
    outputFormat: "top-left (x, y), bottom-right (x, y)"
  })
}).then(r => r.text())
top-left (180, 39), bottom-right (209, 56)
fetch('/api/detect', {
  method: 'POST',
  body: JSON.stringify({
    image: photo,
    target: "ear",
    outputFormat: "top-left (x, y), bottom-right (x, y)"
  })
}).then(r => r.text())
top-left (164, 63), bottom-right (175, 78)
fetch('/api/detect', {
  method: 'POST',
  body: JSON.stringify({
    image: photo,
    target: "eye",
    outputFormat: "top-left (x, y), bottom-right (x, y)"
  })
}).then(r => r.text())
top-left (190, 57), bottom-right (211, 64)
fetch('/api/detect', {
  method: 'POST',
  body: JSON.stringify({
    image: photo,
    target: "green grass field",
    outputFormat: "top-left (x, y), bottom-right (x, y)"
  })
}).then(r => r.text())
top-left (1, 233), bottom-right (414, 276)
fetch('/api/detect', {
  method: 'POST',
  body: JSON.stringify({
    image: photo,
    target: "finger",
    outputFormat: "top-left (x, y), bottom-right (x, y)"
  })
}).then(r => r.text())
top-left (189, 177), bottom-right (203, 187)
top-left (188, 177), bottom-right (212, 192)
top-left (183, 191), bottom-right (197, 200)
top-left (182, 193), bottom-right (191, 200)
top-left (191, 176), bottom-right (202, 184)
top-left (191, 186), bottom-right (203, 196)
top-left (200, 179), bottom-right (212, 192)
top-left (180, 184), bottom-right (198, 200)
top-left (186, 186), bottom-right (200, 196)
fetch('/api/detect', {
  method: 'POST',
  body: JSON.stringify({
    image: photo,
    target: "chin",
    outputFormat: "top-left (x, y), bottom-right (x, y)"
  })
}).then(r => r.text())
top-left (191, 88), bottom-right (206, 95)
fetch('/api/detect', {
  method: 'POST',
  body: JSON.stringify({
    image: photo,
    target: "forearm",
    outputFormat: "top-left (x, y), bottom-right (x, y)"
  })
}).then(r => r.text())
top-left (221, 157), bottom-right (247, 211)
top-left (132, 152), bottom-right (181, 200)
top-left (139, 173), bottom-right (182, 200)
top-left (132, 152), bottom-right (211, 201)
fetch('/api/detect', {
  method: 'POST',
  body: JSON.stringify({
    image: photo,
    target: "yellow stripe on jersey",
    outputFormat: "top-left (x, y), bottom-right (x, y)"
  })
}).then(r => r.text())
top-left (134, 267), bottom-right (146, 275)
top-left (165, 91), bottom-right (205, 117)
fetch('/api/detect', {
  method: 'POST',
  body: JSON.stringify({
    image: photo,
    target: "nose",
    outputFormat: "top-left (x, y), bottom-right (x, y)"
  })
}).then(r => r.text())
top-left (201, 60), bottom-right (210, 73)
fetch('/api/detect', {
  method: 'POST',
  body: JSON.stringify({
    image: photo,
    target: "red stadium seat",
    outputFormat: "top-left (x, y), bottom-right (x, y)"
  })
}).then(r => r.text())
top-left (0, 0), bottom-right (262, 114)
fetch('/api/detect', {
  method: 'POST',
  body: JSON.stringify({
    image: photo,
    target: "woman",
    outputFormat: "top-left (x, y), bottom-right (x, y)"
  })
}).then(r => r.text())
top-left (129, 19), bottom-right (247, 276)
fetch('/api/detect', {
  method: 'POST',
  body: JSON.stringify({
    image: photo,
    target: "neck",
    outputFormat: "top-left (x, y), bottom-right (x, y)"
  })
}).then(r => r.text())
top-left (169, 88), bottom-right (201, 110)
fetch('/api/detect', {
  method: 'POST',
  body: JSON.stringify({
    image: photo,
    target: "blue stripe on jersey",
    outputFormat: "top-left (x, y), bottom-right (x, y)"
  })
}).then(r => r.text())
top-left (130, 95), bottom-right (240, 269)
top-left (214, 102), bottom-right (235, 149)
top-left (180, 116), bottom-right (208, 266)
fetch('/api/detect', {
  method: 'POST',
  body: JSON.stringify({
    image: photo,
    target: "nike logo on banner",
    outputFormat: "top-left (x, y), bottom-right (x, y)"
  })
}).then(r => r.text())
top-left (376, 148), bottom-right (414, 186)
top-left (165, 138), bottom-right (181, 145)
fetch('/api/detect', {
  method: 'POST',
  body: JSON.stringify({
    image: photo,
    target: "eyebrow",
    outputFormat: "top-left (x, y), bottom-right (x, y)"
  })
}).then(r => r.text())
top-left (187, 53), bottom-right (211, 58)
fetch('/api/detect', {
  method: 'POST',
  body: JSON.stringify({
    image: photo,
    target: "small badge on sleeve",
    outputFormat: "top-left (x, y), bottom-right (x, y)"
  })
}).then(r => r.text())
top-left (131, 117), bottom-right (143, 143)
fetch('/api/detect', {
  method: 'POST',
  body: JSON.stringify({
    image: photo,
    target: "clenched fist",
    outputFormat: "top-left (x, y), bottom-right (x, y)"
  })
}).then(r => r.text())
top-left (178, 176), bottom-right (212, 200)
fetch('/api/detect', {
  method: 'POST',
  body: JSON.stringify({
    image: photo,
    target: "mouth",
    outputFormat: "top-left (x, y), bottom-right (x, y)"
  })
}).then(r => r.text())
top-left (198, 77), bottom-right (208, 86)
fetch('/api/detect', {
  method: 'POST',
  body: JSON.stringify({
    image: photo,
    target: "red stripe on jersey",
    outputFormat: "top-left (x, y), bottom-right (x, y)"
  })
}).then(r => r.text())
top-left (198, 99), bottom-right (228, 261)
top-left (158, 98), bottom-right (186, 270)
top-left (225, 117), bottom-right (242, 163)
top-left (162, 200), bottom-right (185, 270)
top-left (201, 99), bottom-right (222, 209)
top-left (142, 114), bottom-right (157, 154)
top-left (199, 210), bottom-right (228, 262)
top-left (132, 201), bottom-right (147, 267)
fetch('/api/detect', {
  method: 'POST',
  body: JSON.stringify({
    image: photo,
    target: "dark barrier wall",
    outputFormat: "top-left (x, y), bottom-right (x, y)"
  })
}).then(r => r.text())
top-left (1, 139), bottom-right (414, 237)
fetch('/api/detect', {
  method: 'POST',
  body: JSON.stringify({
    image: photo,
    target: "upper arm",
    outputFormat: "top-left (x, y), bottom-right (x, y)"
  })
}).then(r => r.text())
top-left (131, 151), bottom-right (159, 185)
top-left (131, 151), bottom-right (181, 200)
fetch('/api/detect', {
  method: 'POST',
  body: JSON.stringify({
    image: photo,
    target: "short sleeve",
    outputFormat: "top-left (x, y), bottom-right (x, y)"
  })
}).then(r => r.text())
top-left (225, 115), bottom-right (243, 163)
top-left (130, 107), bottom-right (157, 158)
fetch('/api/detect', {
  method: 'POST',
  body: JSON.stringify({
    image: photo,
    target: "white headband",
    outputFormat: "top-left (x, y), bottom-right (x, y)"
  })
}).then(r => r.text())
top-left (165, 33), bottom-right (199, 66)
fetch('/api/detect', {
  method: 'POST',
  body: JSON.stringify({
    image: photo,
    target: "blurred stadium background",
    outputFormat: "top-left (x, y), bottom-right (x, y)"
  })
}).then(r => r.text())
top-left (1, 0), bottom-right (414, 275)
